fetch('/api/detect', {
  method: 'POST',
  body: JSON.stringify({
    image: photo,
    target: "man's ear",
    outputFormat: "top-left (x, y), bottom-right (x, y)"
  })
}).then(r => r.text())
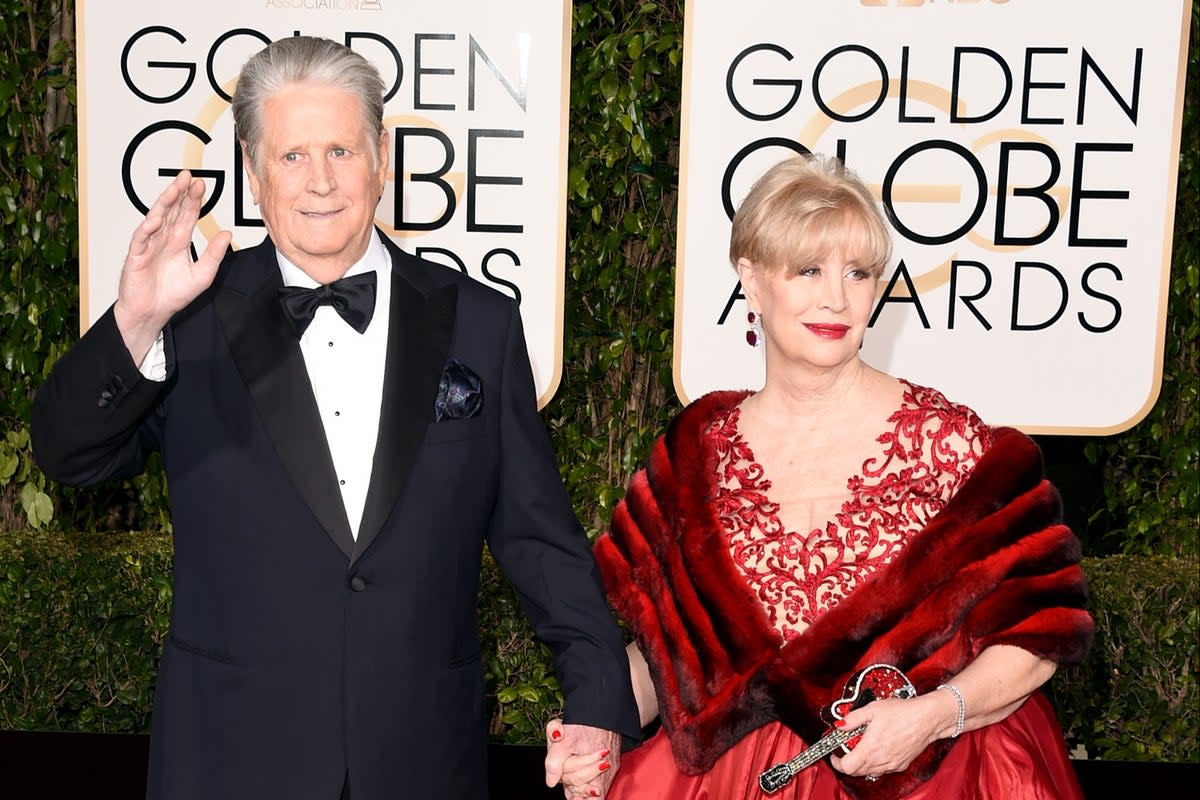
top-left (376, 127), bottom-right (390, 188)
top-left (240, 142), bottom-right (260, 205)
top-left (736, 257), bottom-right (760, 311)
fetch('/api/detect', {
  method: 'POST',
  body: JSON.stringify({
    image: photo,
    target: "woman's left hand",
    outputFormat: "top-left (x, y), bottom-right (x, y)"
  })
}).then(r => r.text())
top-left (827, 689), bottom-right (958, 780)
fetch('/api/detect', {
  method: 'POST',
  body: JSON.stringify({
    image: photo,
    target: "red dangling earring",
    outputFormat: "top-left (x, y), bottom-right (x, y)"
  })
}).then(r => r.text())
top-left (746, 311), bottom-right (760, 347)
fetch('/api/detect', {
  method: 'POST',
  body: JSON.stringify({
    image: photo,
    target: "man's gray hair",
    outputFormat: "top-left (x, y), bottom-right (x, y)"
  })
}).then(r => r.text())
top-left (232, 36), bottom-right (386, 172)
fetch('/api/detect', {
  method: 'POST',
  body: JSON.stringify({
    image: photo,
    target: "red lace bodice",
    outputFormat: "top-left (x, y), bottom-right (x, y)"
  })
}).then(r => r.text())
top-left (711, 380), bottom-right (994, 640)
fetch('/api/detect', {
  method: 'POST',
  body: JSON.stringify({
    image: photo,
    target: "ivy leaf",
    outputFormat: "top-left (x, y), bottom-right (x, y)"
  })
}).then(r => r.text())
top-left (599, 73), bottom-right (619, 102)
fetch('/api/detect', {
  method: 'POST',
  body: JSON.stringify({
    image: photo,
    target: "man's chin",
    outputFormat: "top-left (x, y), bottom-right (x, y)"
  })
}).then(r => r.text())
top-left (282, 238), bottom-right (370, 280)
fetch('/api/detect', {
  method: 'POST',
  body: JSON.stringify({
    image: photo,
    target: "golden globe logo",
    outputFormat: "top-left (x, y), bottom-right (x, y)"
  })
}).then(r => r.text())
top-left (118, 25), bottom-right (531, 302)
top-left (79, 2), bottom-right (572, 404)
top-left (674, 0), bottom-right (1188, 431)
top-left (715, 41), bottom-right (1137, 336)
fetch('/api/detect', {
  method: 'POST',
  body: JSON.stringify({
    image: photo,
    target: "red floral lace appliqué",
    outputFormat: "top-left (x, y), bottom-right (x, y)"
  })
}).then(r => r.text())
top-left (711, 381), bottom-right (994, 641)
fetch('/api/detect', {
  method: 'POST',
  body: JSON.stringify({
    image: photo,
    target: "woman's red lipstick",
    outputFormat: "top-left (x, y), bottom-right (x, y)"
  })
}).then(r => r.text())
top-left (804, 323), bottom-right (850, 339)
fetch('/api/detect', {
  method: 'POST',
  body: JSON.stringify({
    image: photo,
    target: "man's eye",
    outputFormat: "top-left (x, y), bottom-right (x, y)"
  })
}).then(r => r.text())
top-left (283, 153), bottom-right (299, 162)
top-left (331, 148), bottom-right (348, 158)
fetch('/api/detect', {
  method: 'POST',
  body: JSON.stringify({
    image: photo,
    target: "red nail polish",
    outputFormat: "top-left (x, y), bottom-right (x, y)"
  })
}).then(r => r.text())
top-left (599, 761), bottom-right (610, 771)
top-left (551, 730), bottom-right (561, 741)
top-left (834, 719), bottom-right (846, 728)
top-left (591, 791), bottom-right (599, 798)
top-left (600, 749), bottom-right (611, 757)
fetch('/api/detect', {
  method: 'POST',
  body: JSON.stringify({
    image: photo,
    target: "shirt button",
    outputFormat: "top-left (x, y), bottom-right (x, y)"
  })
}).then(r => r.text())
top-left (334, 411), bottom-right (341, 417)
top-left (339, 479), bottom-right (346, 486)
top-left (328, 341), bottom-right (334, 347)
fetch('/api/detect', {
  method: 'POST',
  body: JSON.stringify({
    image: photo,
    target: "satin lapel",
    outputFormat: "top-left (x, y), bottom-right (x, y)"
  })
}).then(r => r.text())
top-left (213, 242), bottom-right (355, 559)
top-left (353, 257), bottom-right (457, 565)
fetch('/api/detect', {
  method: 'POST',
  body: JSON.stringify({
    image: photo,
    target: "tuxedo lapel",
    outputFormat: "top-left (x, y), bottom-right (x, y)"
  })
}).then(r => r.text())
top-left (354, 243), bottom-right (457, 565)
top-left (213, 239), bottom-right (356, 559)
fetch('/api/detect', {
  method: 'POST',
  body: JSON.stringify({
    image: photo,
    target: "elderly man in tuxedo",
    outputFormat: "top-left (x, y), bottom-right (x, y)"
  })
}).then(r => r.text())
top-left (32, 36), bottom-right (637, 800)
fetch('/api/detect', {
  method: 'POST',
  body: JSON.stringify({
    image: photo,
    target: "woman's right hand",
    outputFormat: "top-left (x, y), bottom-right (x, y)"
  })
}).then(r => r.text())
top-left (545, 718), bottom-right (614, 798)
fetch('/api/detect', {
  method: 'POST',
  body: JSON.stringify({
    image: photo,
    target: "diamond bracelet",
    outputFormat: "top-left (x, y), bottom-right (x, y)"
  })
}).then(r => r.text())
top-left (937, 683), bottom-right (966, 738)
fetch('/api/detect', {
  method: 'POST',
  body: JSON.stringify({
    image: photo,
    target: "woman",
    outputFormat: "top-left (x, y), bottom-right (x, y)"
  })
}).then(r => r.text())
top-left (560, 154), bottom-right (1092, 799)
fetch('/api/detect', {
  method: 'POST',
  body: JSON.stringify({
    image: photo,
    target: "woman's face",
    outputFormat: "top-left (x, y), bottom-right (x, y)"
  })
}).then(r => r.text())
top-left (737, 248), bottom-right (879, 373)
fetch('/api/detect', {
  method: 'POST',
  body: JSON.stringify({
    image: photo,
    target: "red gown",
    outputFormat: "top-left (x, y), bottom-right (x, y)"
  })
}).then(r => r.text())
top-left (607, 382), bottom-right (1085, 800)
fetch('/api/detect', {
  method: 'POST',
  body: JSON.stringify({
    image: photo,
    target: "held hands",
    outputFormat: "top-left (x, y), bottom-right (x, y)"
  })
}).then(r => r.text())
top-left (114, 170), bottom-right (232, 364)
top-left (544, 719), bottom-right (620, 799)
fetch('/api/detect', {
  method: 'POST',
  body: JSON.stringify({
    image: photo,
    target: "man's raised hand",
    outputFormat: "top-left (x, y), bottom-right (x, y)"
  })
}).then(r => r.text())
top-left (113, 171), bottom-right (232, 363)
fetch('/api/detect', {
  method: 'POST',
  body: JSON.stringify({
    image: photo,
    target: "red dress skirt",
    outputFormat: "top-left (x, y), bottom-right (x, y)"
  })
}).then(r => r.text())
top-left (608, 693), bottom-right (1083, 800)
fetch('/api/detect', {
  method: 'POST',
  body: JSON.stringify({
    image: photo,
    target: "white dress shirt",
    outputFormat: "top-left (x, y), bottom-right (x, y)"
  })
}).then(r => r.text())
top-left (138, 232), bottom-right (392, 539)
top-left (277, 232), bottom-right (391, 539)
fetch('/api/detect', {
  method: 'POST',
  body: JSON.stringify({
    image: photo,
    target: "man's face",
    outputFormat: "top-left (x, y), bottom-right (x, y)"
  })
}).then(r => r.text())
top-left (245, 81), bottom-right (389, 284)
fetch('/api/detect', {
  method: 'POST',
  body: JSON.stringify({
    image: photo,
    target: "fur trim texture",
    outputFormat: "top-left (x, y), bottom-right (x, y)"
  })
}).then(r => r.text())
top-left (595, 391), bottom-right (1093, 799)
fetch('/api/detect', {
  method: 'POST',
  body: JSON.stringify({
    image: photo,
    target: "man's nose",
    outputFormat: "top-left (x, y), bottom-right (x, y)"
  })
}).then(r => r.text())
top-left (306, 157), bottom-right (335, 194)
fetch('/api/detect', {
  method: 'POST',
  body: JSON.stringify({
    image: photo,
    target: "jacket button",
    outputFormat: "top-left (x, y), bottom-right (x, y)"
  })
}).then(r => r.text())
top-left (349, 575), bottom-right (367, 592)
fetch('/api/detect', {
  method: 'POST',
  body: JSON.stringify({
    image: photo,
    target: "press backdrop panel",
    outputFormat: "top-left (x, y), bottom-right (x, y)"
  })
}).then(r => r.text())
top-left (676, 0), bottom-right (1190, 433)
top-left (77, 0), bottom-right (571, 405)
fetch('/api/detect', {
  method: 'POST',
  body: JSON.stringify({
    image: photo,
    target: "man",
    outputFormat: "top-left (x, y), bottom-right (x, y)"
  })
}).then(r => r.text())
top-left (32, 36), bottom-right (637, 800)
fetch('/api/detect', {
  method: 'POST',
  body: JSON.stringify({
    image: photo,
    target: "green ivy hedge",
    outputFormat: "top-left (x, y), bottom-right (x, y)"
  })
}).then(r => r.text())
top-left (0, 530), bottom-right (168, 732)
top-left (3, 531), bottom-right (1196, 761)
top-left (1049, 555), bottom-right (1199, 762)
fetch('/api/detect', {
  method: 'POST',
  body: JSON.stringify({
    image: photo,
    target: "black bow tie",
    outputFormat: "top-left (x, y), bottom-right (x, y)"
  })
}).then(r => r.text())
top-left (278, 272), bottom-right (378, 337)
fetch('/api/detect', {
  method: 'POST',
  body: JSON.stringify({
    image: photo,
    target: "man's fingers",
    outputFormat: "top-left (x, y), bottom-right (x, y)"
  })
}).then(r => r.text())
top-left (127, 213), bottom-right (166, 260)
top-left (544, 751), bottom-right (566, 787)
top-left (127, 172), bottom-right (195, 262)
top-left (163, 176), bottom-right (206, 247)
top-left (151, 171), bottom-right (191, 224)
top-left (194, 230), bottom-right (233, 284)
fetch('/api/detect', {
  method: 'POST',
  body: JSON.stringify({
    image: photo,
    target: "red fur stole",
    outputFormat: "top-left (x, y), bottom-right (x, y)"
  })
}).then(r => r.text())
top-left (595, 391), bottom-right (1093, 799)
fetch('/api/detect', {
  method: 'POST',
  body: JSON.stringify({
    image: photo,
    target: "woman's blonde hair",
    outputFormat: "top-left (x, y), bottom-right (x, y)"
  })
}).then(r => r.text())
top-left (729, 153), bottom-right (892, 277)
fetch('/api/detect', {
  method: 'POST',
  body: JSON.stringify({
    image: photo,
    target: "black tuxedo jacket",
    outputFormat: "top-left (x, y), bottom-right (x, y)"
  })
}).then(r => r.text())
top-left (31, 235), bottom-right (638, 800)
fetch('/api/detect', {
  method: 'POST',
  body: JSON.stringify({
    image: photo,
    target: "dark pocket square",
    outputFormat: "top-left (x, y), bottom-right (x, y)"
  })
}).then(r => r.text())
top-left (435, 359), bottom-right (484, 421)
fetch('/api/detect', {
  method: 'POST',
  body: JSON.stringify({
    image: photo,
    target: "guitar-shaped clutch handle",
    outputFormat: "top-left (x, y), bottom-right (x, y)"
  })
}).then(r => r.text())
top-left (758, 664), bottom-right (917, 794)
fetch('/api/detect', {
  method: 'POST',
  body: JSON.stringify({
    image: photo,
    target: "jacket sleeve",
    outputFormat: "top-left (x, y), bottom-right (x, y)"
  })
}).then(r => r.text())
top-left (483, 301), bottom-right (641, 744)
top-left (31, 305), bottom-right (168, 486)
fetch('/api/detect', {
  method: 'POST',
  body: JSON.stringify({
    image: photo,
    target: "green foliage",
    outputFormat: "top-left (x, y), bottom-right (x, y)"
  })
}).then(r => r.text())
top-left (1049, 556), bottom-right (1199, 762)
top-left (548, 1), bottom-right (685, 537)
top-left (478, 549), bottom-right (561, 743)
top-left (0, 0), bottom-right (171, 534)
top-left (0, 427), bottom-right (52, 529)
top-left (0, 529), bottom-right (171, 732)
top-left (0, 1), bottom-right (76, 531)
top-left (1081, 5), bottom-right (1199, 558)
